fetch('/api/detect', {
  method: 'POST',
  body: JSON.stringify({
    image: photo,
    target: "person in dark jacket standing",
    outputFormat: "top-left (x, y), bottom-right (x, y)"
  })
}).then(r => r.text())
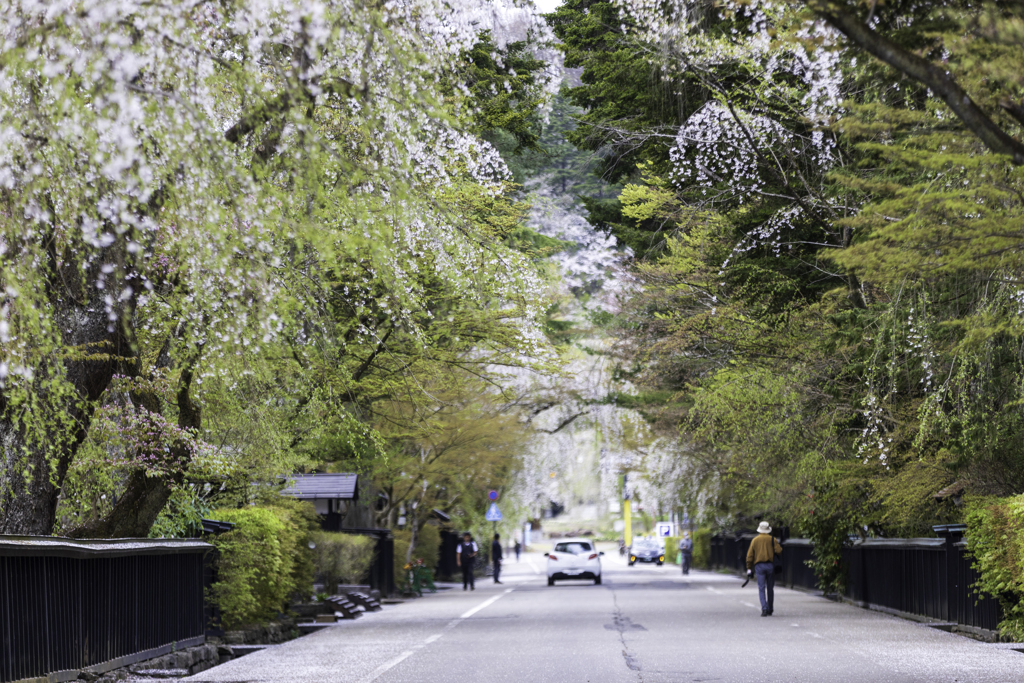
top-left (746, 521), bottom-right (783, 616)
top-left (514, 539), bottom-right (521, 561)
top-left (678, 532), bottom-right (693, 575)
top-left (491, 533), bottom-right (503, 584)
top-left (456, 532), bottom-right (478, 591)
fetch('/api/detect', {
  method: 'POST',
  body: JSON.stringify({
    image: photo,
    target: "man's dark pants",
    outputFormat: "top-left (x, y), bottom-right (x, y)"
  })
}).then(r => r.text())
top-left (461, 559), bottom-right (475, 589)
top-left (493, 560), bottom-right (501, 583)
top-left (681, 552), bottom-right (692, 575)
top-left (755, 562), bottom-right (774, 613)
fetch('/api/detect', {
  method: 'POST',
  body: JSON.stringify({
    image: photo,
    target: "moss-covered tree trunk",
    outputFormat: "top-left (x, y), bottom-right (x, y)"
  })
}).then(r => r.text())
top-left (0, 262), bottom-right (127, 535)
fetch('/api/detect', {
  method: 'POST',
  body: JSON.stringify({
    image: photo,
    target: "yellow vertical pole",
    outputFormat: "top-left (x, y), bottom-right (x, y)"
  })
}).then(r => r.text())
top-left (624, 499), bottom-right (632, 548)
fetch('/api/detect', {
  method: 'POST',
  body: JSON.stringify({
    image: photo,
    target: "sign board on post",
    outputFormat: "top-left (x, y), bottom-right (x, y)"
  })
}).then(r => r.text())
top-left (488, 490), bottom-right (498, 501)
top-left (655, 522), bottom-right (674, 538)
top-left (485, 503), bottom-right (503, 522)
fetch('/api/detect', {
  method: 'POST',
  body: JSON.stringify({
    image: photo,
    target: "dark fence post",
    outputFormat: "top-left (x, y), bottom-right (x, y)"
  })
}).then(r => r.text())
top-left (933, 524), bottom-right (1000, 632)
top-left (710, 535), bottom-right (721, 569)
top-left (376, 532), bottom-right (395, 596)
top-left (436, 529), bottom-right (459, 581)
top-left (934, 524), bottom-right (963, 623)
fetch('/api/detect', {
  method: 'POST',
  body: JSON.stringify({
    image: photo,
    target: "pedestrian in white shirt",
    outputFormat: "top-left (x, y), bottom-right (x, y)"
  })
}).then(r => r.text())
top-left (456, 532), bottom-right (478, 591)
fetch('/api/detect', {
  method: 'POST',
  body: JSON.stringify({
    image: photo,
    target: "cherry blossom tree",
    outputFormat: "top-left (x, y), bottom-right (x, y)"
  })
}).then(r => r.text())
top-left (0, 0), bottom-right (556, 535)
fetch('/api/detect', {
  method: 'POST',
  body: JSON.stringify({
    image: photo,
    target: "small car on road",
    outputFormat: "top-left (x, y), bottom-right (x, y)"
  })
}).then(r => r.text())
top-left (545, 538), bottom-right (603, 585)
top-left (628, 539), bottom-right (665, 566)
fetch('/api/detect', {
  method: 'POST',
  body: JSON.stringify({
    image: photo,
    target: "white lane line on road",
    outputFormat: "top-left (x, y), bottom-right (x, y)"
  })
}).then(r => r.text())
top-left (357, 650), bottom-right (415, 683)
top-left (705, 587), bottom-right (722, 594)
top-left (460, 589), bottom-right (511, 619)
top-left (358, 589), bottom-right (515, 682)
top-left (526, 559), bottom-right (540, 574)
top-left (740, 601), bottom-right (758, 609)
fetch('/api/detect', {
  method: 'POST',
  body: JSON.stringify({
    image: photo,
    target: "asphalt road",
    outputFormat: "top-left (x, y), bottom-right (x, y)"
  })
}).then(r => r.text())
top-left (188, 548), bottom-right (1024, 683)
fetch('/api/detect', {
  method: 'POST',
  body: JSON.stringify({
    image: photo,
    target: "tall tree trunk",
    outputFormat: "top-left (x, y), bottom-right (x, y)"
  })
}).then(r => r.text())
top-left (405, 504), bottom-right (418, 564)
top-left (0, 297), bottom-right (127, 535)
top-left (68, 360), bottom-right (202, 538)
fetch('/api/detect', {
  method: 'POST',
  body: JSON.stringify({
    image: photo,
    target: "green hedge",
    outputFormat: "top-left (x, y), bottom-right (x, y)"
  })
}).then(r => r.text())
top-left (965, 496), bottom-right (1024, 639)
top-left (692, 528), bottom-right (711, 569)
top-left (206, 501), bottom-right (317, 629)
top-left (310, 532), bottom-right (375, 592)
top-left (661, 530), bottom-right (711, 568)
top-left (664, 536), bottom-right (680, 564)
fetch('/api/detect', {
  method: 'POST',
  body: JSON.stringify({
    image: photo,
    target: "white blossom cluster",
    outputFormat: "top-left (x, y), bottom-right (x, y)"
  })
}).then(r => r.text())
top-left (857, 391), bottom-right (891, 466)
top-left (857, 299), bottom-right (942, 466)
top-left (0, 0), bottom-right (558, 395)
top-left (671, 102), bottom-right (793, 201)
top-left (526, 186), bottom-right (632, 298)
top-left (614, 0), bottom-right (845, 123)
top-left (615, 0), bottom-right (846, 261)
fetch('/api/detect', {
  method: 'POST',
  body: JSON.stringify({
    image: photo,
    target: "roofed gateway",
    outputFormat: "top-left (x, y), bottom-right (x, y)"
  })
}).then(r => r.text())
top-left (280, 473), bottom-right (359, 501)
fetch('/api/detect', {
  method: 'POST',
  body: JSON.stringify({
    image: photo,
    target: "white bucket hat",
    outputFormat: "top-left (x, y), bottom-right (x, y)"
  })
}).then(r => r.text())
top-left (757, 521), bottom-right (772, 534)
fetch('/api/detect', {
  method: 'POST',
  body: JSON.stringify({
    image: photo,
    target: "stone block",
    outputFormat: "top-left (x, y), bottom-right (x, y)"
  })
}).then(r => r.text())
top-left (132, 668), bottom-right (188, 679)
top-left (190, 660), bottom-right (213, 674)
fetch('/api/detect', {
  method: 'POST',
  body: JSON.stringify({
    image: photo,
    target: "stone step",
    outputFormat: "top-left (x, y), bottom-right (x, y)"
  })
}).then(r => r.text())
top-left (230, 644), bottom-right (279, 657)
top-left (325, 596), bottom-right (363, 619)
top-left (129, 669), bottom-right (189, 679)
top-left (347, 592), bottom-right (382, 611)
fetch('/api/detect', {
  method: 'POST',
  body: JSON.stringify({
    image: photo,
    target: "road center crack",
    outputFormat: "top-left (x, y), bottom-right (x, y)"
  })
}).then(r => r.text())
top-left (609, 589), bottom-right (644, 681)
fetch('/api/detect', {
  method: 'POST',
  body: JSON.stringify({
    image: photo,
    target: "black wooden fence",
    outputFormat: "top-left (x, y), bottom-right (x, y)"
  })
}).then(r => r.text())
top-left (710, 525), bottom-right (999, 632)
top-left (0, 536), bottom-right (210, 683)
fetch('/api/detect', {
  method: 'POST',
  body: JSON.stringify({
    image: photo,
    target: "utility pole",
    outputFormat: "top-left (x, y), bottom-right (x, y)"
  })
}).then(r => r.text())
top-left (623, 474), bottom-right (632, 548)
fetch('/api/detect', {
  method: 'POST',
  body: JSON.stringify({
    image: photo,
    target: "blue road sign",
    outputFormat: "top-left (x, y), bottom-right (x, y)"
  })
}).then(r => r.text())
top-left (488, 490), bottom-right (498, 501)
top-left (485, 502), bottom-right (503, 522)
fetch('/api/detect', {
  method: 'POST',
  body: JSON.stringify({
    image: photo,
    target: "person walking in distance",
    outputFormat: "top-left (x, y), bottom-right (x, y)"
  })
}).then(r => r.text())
top-left (746, 521), bottom-right (783, 616)
top-left (456, 532), bottom-right (478, 591)
top-left (491, 533), bottom-right (503, 584)
top-left (678, 532), bottom-right (693, 575)
top-left (514, 539), bottom-right (521, 562)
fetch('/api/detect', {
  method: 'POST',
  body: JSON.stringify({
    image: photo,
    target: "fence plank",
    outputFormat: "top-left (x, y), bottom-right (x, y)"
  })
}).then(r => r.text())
top-left (0, 537), bottom-right (209, 683)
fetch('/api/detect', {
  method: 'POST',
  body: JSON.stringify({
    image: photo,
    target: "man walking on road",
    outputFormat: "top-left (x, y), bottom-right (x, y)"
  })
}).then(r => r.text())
top-left (456, 532), bottom-right (478, 591)
top-left (678, 533), bottom-right (693, 575)
top-left (491, 533), bottom-right (503, 584)
top-left (514, 539), bottom-right (521, 561)
top-left (746, 521), bottom-right (783, 616)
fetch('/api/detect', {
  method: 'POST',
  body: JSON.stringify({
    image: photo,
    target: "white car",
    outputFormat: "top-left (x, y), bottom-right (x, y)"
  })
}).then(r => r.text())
top-left (545, 538), bottom-right (603, 585)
